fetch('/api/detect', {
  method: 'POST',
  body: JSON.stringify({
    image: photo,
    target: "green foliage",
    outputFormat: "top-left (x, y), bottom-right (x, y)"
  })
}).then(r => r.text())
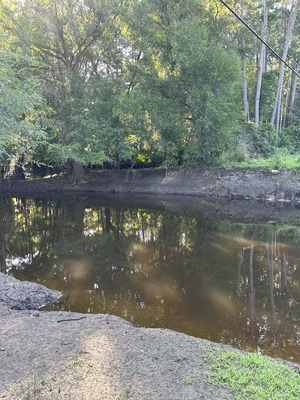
top-left (258, 70), bottom-right (278, 123)
top-left (218, 149), bottom-right (300, 171)
top-left (1, 0), bottom-right (300, 171)
top-left (183, 140), bottom-right (201, 166)
top-left (119, 2), bottom-right (242, 165)
top-left (279, 124), bottom-right (300, 151)
top-left (175, 20), bottom-right (241, 161)
top-left (205, 347), bottom-right (300, 400)
top-left (50, 74), bottom-right (135, 166)
top-left (217, 144), bottom-right (250, 169)
top-left (252, 123), bottom-right (278, 157)
top-left (10, 0), bottom-right (129, 168)
top-left (247, 151), bottom-right (300, 170)
top-left (242, 123), bottom-right (277, 157)
top-left (0, 33), bottom-right (49, 169)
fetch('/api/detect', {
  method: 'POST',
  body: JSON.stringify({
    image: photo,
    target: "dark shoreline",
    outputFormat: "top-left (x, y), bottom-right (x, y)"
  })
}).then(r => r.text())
top-left (1, 167), bottom-right (300, 224)
top-left (1, 167), bottom-right (300, 201)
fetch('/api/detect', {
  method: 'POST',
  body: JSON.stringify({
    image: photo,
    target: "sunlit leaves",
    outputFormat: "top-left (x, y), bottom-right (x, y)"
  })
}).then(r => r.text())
top-left (119, 1), bottom-right (241, 163)
top-left (0, 33), bottom-right (48, 167)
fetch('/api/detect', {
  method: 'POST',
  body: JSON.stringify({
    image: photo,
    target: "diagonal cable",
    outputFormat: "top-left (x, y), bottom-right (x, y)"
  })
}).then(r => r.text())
top-left (235, 0), bottom-right (300, 69)
top-left (218, 0), bottom-right (300, 78)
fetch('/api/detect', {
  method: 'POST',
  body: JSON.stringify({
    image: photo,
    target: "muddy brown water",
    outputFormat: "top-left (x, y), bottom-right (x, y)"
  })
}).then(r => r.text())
top-left (0, 196), bottom-right (299, 364)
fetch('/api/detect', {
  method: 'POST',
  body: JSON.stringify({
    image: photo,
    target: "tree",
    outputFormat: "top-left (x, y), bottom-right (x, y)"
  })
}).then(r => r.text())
top-left (255, 0), bottom-right (268, 126)
top-left (240, 26), bottom-right (250, 123)
top-left (3, 0), bottom-right (300, 171)
top-left (118, 0), bottom-right (242, 165)
top-left (0, 33), bottom-right (48, 177)
top-left (53, 74), bottom-right (135, 176)
top-left (287, 65), bottom-right (299, 123)
top-left (270, 0), bottom-right (300, 134)
top-left (11, 0), bottom-right (126, 181)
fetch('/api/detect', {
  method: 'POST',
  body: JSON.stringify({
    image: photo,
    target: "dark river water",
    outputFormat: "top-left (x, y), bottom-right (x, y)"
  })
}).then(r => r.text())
top-left (0, 196), bottom-right (299, 364)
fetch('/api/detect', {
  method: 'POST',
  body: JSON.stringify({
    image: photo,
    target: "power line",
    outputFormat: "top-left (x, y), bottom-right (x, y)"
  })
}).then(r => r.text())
top-left (218, 0), bottom-right (300, 78)
top-left (236, 0), bottom-right (300, 70)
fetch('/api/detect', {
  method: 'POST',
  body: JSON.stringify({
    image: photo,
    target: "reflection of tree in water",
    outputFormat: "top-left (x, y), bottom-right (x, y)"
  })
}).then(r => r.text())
top-left (0, 198), bottom-right (16, 274)
top-left (1, 197), bottom-right (300, 362)
top-left (0, 216), bottom-right (6, 274)
top-left (233, 228), bottom-right (300, 361)
top-left (0, 198), bottom-right (77, 280)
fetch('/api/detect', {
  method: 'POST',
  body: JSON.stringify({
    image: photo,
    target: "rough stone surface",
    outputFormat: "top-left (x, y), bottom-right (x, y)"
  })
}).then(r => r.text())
top-left (0, 272), bottom-right (62, 310)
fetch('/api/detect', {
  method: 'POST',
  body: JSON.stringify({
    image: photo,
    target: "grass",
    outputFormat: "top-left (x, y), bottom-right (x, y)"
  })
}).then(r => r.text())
top-left (7, 346), bottom-right (299, 399)
top-left (68, 357), bottom-right (94, 377)
top-left (117, 386), bottom-right (130, 400)
top-left (202, 346), bottom-right (300, 400)
top-left (238, 154), bottom-right (300, 170)
top-left (9, 374), bottom-right (72, 400)
top-left (8, 358), bottom-right (94, 399)
top-left (218, 149), bottom-right (300, 171)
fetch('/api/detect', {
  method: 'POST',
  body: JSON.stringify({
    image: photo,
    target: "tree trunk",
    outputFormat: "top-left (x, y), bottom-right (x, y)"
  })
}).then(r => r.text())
top-left (105, 208), bottom-right (116, 234)
top-left (234, 248), bottom-right (244, 297)
top-left (249, 244), bottom-right (255, 338)
top-left (70, 161), bottom-right (88, 185)
top-left (241, 40), bottom-right (249, 123)
top-left (239, 8), bottom-right (249, 123)
top-left (255, 0), bottom-right (268, 126)
top-left (5, 163), bottom-right (25, 180)
top-left (270, 0), bottom-right (300, 133)
top-left (287, 64), bottom-right (299, 123)
top-left (282, 70), bottom-right (292, 128)
top-left (72, 202), bottom-right (85, 234)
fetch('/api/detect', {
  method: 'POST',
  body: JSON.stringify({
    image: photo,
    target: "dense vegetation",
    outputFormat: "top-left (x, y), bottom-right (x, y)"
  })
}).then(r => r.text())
top-left (1, 0), bottom-right (300, 181)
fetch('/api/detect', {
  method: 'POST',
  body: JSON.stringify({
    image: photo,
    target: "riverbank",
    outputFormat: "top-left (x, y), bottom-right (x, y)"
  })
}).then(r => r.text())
top-left (1, 301), bottom-right (299, 400)
top-left (1, 166), bottom-right (300, 203)
top-left (2, 166), bottom-right (300, 227)
top-left (1, 238), bottom-right (300, 399)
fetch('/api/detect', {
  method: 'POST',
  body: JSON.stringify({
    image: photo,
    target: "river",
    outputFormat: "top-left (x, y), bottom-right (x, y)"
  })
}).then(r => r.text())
top-left (0, 195), bottom-right (299, 364)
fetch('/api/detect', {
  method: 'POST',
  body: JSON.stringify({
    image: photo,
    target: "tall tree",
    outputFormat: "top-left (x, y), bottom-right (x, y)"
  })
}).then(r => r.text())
top-left (255, 0), bottom-right (268, 126)
top-left (270, 0), bottom-right (300, 134)
top-left (236, 4), bottom-right (250, 124)
top-left (118, 0), bottom-right (242, 164)
top-left (0, 32), bottom-right (49, 175)
top-left (12, 0), bottom-right (127, 181)
top-left (287, 64), bottom-right (299, 123)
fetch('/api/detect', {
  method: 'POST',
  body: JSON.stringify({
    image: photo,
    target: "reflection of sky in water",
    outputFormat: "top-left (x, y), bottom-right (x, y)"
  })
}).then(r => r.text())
top-left (6, 251), bottom-right (40, 271)
top-left (6, 255), bottom-right (32, 269)
top-left (0, 197), bottom-right (299, 364)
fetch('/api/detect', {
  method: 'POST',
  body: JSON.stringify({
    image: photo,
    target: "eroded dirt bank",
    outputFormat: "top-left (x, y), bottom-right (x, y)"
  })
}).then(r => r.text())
top-left (1, 302), bottom-right (299, 400)
top-left (2, 167), bottom-right (300, 227)
top-left (1, 167), bottom-right (300, 203)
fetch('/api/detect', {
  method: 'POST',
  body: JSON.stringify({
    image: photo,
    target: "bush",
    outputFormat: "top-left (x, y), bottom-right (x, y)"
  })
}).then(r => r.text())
top-left (218, 144), bottom-right (249, 169)
top-left (182, 141), bottom-right (200, 166)
top-left (252, 123), bottom-right (277, 157)
top-left (279, 125), bottom-right (300, 151)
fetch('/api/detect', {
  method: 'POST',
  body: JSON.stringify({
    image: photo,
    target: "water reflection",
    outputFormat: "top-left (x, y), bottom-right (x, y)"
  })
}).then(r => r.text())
top-left (0, 197), bottom-right (299, 363)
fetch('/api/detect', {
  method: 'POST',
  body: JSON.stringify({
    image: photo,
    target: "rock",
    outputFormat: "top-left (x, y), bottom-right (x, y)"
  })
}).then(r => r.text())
top-left (275, 358), bottom-right (300, 373)
top-left (0, 272), bottom-right (62, 310)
